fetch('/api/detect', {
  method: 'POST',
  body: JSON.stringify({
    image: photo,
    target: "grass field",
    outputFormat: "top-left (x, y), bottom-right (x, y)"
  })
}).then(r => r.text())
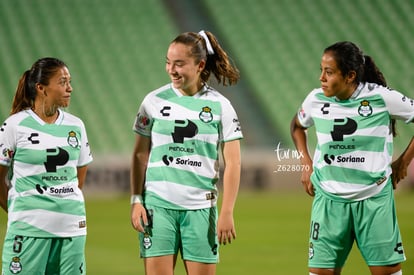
top-left (0, 190), bottom-right (413, 274)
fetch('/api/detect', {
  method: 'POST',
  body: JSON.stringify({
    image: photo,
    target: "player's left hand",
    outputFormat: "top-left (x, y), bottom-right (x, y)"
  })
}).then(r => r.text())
top-left (217, 212), bottom-right (236, 245)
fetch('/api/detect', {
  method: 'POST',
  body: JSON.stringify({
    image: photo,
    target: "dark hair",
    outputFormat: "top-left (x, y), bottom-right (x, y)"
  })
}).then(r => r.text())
top-left (324, 41), bottom-right (396, 136)
top-left (11, 57), bottom-right (67, 115)
top-left (171, 31), bottom-right (240, 86)
top-left (324, 41), bottom-right (387, 86)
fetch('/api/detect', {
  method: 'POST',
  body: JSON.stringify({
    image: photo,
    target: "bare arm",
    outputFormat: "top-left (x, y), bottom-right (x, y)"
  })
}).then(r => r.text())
top-left (290, 115), bottom-right (314, 196)
top-left (0, 165), bottom-right (8, 212)
top-left (217, 139), bottom-right (241, 245)
top-left (77, 165), bottom-right (89, 189)
top-left (391, 136), bottom-right (414, 188)
top-left (130, 134), bottom-right (151, 232)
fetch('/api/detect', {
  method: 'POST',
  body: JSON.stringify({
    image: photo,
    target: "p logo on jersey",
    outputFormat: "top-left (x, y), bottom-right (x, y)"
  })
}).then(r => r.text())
top-left (67, 131), bottom-right (79, 148)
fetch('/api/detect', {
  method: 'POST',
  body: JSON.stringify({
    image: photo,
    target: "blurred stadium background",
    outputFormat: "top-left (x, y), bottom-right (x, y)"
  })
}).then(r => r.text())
top-left (0, 0), bottom-right (413, 273)
top-left (1, 0), bottom-right (413, 192)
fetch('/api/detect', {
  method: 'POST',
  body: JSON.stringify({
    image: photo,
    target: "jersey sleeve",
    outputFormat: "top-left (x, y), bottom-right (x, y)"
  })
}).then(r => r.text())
top-left (77, 121), bottom-right (93, 167)
top-left (0, 117), bottom-right (17, 166)
top-left (219, 98), bottom-right (243, 142)
top-left (297, 89), bottom-right (317, 128)
top-left (132, 95), bottom-right (153, 137)
top-left (382, 88), bottom-right (414, 123)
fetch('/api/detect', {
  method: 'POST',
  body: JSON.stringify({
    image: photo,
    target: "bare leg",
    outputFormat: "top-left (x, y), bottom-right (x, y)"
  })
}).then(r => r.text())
top-left (144, 255), bottom-right (177, 275)
top-left (184, 260), bottom-right (216, 275)
top-left (369, 263), bottom-right (401, 275)
top-left (309, 267), bottom-right (342, 275)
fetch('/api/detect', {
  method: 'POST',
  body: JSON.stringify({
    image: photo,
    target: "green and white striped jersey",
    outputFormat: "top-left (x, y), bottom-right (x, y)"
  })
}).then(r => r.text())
top-left (0, 109), bottom-right (93, 237)
top-left (133, 84), bottom-right (242, 210)
top-left (298, 83), bottom-right (414, 201)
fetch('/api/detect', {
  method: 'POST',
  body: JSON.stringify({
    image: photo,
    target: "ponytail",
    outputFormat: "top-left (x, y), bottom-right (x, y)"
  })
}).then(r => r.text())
top-left (324, 42), bottom-right (396, 137)
top-left (201, 31), bottom-right (240, 86)
top-left (10, 70), bottom-right (36, 115)
top-left (362, 55), bottom-right (387, 86)
top-left (9, 57), bottom-right (66, 115)
top-left (171, 31), bottom-right (240, 87)
top-left (362, 55), bottom-right (396, 137)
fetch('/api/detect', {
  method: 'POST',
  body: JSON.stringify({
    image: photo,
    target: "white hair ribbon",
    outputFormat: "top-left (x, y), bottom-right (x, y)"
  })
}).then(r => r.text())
top-left (198, 30), bottom-right (215, 55)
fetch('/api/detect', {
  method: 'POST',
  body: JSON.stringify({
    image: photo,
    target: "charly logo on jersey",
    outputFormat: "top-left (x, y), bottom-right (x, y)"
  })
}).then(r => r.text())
top-left (401, 95), bottom-right (414, 106)
top-left (67, 131), bottom-right (79, 148)
top-left (199, 106), bottom-right (213, 123)
top-left (162, 155), bottom-right (202, 167)
top-left (28, 133), bottom-right (40, 144)
top-left (233, 118), bottom-right (241, 132)
top-left (394, 242), bottom-right (404, 255)
top-left (160, 106), bottom-right (171, 116)
top-left (0, 122), bottom-right (7, 132)
top-left (212, 244), bottom-right (218, 255)
top-left (321, 103), bottom-right (330, 115)
top-left (358, 100), bottom-right (372, 117)
top-left (9, 256), bottom-right (22, 274)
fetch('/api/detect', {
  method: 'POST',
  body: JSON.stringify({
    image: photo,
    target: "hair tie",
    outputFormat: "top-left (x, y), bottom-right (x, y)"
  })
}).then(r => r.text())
top-left (198, 30), bottom-right (215, 55)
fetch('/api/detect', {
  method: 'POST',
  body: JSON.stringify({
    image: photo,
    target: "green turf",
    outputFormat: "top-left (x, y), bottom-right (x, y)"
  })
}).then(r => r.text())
top-left (0, 190), bottom-right (413, 274)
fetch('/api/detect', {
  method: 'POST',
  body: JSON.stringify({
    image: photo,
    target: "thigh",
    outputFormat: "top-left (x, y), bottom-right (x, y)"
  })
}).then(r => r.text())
top-left (46, 236), bottom-right (86, 275)
top-left (353, 189), bottom-right (405, 266)
top-left (139, 206), bottom-right (180, 258)
top-left (180, 207), bottom-right (219, 264)
top-left (308, 194), bottom-right (354, 269)
top-left (184, 260), bottom-right (216, 275)
top-left (144, 255), bottom-right (177, 275)
top-left (2, 233), bottom-right (49, 275)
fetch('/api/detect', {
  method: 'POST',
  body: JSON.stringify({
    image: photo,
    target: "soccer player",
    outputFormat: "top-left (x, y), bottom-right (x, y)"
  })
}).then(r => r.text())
top-left (130, 30), bottom-right (242, 275)
top-left (0, 57), bottom-right (93, 274)
top-left (291, 41), bottom-right (414, 275)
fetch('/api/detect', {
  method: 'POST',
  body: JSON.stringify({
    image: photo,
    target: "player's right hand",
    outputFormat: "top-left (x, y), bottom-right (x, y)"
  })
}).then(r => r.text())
top-left (131, 203), bottom-right (148, 232)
